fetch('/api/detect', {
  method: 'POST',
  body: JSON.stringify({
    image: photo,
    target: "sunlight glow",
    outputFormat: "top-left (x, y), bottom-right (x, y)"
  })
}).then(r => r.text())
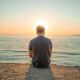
top-left (32, 19), bottom-right (48, 30)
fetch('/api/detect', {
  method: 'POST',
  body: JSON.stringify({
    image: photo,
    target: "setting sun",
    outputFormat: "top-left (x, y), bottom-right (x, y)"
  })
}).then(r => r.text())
top-left (32, 19), bottom-right (48, 30)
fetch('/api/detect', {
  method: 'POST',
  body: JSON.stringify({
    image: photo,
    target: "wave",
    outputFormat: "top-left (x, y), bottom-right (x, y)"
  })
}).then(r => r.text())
top-left (12, 50), bottom-right (28, 53)
top-left (0, 50), bottom-right (80, 55)
top-left (0, 50), bottom-right (28, 53)
top-left (52, 51), bottom-right (80, 55)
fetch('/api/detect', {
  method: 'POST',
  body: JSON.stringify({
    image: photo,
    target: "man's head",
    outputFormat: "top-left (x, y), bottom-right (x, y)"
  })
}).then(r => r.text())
top-left (36, 25), bottom-right (45, 36)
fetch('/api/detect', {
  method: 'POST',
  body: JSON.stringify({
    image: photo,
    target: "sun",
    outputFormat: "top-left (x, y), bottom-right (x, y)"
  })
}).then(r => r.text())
top-left (32, 19), bottom-right (48, 30)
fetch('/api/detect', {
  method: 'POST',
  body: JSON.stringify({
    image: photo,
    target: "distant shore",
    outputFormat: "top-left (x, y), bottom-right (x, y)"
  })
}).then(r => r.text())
top-left (0, 34), bottom-right (80, 36)
top-left (0, 63), bottom-right (80, 80)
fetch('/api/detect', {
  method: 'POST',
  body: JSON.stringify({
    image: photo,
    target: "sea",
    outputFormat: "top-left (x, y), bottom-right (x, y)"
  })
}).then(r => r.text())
top-left (0, 35), bottom-right (80, 66)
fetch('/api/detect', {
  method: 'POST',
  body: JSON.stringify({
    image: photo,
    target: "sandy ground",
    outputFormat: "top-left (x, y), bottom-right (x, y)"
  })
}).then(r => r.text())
top-left (0, 63), bottom-right (80, 80)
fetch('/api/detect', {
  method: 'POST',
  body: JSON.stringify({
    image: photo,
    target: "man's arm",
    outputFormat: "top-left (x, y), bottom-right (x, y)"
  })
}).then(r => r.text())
top-left (29, 50), bottom-right (33, 58)
top-left (29, 40), bottom-right (33, 58)
top-left (49, 40), bottom-right (53, 58)
top-left (49, 49), bottom-right (52, 57)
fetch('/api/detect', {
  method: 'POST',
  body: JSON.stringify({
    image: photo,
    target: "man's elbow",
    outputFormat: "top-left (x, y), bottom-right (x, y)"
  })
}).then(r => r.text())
top-left (49, 49), bottom-right (52, 53)
top-left (29, 53), bottom-right (32, 58)
top-left (29, 51), bottom-right (33, 58)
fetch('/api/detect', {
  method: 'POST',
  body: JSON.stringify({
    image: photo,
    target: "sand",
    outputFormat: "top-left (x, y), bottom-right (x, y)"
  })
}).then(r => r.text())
top-left (0, 63), bottom-right (80, 80)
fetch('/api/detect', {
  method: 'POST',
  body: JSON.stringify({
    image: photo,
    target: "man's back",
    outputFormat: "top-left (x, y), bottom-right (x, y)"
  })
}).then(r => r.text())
top-left (29, 36), bottom-right (52, 68)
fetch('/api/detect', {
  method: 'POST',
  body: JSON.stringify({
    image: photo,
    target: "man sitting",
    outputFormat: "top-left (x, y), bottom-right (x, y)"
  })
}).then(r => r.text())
top-left (29, 25), bottom-right (52, 68)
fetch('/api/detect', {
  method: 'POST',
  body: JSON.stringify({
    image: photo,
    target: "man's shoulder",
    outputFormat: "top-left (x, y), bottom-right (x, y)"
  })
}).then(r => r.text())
top-left (30, 37), bottom-right (37, 43)
top-left (44, 37), bottom-right (52, 42)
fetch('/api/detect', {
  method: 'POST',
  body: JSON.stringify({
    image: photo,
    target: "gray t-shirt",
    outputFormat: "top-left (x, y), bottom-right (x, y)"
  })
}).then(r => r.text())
top-left (29, 36), bottom-right (52, 65)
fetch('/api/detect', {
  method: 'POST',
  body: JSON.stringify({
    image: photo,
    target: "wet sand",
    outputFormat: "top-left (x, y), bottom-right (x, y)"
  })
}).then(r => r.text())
top-left (0, 63), bottom-right (80, 80)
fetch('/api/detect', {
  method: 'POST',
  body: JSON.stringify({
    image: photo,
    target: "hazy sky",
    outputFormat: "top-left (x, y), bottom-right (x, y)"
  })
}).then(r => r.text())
top-left (0, 0), bottom-right (80, 35)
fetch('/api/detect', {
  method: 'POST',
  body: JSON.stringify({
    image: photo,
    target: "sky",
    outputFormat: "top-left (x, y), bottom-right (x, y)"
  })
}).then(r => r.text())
top-left (0, 0), bottom-right (80, 36)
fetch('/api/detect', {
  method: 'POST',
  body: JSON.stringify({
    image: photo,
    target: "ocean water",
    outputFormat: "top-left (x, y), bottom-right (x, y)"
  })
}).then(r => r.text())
top-left (0, 35), bottom-right (80, 66)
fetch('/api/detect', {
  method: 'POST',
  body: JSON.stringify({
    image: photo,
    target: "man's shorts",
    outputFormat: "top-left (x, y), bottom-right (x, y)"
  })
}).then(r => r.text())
top-left (32, 61), bottom-right (50, 68)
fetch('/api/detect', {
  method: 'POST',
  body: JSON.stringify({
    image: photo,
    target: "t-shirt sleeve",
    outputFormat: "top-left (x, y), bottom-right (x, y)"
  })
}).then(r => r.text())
top-left (29, 40), bottom-right (32, 51)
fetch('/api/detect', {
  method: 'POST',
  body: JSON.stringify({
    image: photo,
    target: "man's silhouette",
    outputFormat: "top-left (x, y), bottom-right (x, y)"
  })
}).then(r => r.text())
top-left (29, 25), bottom-right (52, 68)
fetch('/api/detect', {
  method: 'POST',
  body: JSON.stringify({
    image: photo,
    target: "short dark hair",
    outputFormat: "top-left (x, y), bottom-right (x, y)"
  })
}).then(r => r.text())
top-left (36, 25), bottom-right (45, 33)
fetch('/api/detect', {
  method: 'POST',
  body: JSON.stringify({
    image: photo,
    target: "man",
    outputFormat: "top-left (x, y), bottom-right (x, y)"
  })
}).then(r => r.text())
top-left (29, 25), bottom-right (52, 68)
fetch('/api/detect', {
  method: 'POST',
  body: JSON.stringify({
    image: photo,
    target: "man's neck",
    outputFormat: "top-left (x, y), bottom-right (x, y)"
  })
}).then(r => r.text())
top-left (37, 33), bottom-right (44, 37)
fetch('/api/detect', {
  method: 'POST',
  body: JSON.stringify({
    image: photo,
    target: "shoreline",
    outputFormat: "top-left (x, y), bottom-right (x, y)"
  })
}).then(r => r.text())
top-left (0, 63), bottom-right (80, 80)
top-left (0, 62), bottom-right (80, 67)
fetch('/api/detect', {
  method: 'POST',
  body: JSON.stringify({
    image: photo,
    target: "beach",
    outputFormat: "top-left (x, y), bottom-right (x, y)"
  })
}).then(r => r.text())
top-left (0, 0), bottom-right (80, 80)
top-left (0, 63), bottom-right (80, 80)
